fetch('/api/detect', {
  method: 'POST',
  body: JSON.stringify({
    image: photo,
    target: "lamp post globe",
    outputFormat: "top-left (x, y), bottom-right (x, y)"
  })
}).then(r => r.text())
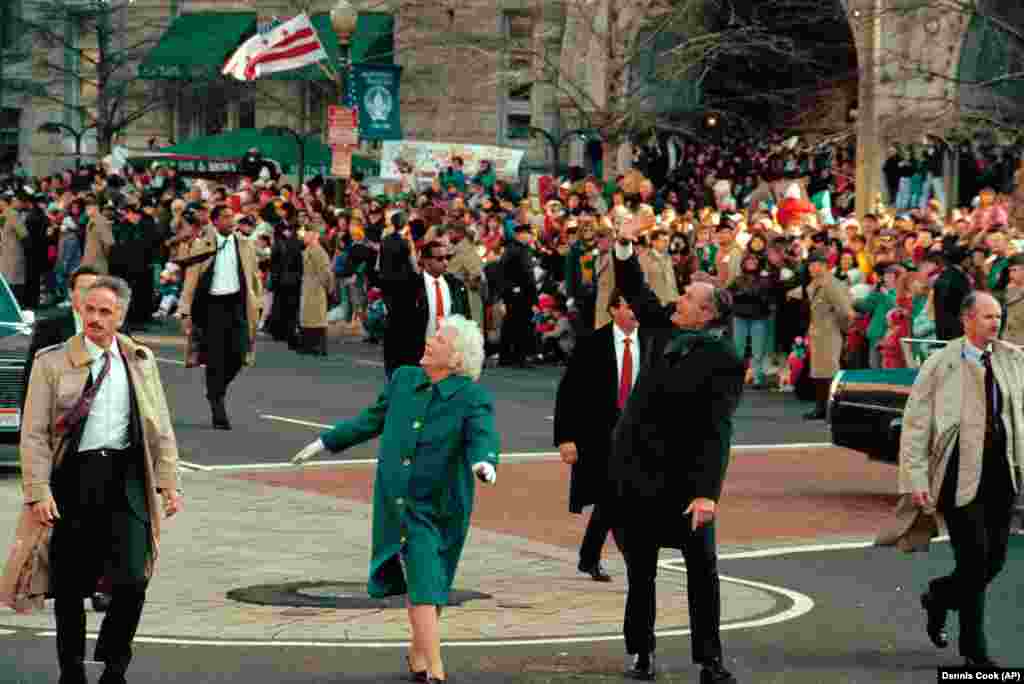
top-left (331, 0), bottom-right (358, 43)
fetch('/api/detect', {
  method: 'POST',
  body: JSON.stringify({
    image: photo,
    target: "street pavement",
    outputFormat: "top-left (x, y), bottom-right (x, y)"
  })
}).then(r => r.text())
top-left (0, 323), bottom-right (1020, 683)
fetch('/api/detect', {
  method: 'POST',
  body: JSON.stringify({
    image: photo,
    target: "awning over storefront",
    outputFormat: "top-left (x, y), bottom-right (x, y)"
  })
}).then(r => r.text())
top-left (129, 128), bottom-right (380, 178)
top-left (138, 12), bottom-right (257, 80)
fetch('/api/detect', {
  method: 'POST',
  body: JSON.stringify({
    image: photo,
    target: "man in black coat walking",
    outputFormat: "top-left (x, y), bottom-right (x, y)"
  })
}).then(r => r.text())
top-left (554, 289), bottom-right (643, 581)
top-left (498, 224), bottom-right (538, 367)
top-left (610, 217), bottom-right (745, 684)
top-left (933, 241), bottom-right (973, 341)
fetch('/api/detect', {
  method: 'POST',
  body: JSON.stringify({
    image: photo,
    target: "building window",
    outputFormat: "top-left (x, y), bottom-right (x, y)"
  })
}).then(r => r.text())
top-left (0, 108), bottom-right (20, 169)
top-left (0, 1), bottom-right (23, 55)
top-left (507, 114), bottom-right (531, 139)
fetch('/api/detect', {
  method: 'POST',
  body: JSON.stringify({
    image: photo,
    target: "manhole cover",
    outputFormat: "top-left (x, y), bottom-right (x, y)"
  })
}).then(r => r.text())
top-left (227, 581), bottom-right (492, 609)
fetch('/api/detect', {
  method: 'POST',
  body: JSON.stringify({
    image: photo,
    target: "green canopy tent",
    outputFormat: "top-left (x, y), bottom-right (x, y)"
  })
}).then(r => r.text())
top-left (129, 128), bottom-right (379, 180)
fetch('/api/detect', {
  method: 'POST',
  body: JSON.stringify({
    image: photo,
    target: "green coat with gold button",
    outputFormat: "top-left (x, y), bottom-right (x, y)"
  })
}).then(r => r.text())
top-left (320, 365), bottom-right (500, 605)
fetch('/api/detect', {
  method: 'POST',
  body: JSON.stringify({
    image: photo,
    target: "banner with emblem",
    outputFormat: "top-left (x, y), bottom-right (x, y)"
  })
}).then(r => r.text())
top-left (350, 63), bottom-right (402, 141)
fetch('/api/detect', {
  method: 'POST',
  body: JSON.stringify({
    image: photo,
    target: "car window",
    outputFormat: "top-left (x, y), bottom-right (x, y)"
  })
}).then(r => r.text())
top-left (0, 274), bottom-right (29, 338)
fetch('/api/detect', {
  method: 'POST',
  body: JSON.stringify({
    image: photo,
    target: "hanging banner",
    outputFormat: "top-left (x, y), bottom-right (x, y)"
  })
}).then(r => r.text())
top-left (351, 63), bottom-right (402, 141)
top-left (380, 140), bottom-right (525, 181)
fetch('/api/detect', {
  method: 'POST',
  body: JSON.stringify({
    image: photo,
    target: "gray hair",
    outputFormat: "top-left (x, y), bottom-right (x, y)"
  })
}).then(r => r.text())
top-left (440, 314), bottom-right (485, 381)
top-left (87, 275), bottom-right (133, 311)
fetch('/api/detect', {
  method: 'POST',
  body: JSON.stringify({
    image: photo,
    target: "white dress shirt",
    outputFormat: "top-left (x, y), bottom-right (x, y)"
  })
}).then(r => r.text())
top-left (613, 324), bottom-right (640, 392)
top-left (79, 336), bottom-right (131, 452)
top-left (424, 272), bottom-right (451, 338)
top-left (210, 232), bottom-right (241, 295)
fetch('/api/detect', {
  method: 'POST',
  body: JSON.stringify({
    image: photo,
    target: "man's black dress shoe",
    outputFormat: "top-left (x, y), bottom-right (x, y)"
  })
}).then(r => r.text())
top-left (98, 666), bottom-right (128, 684)
top-left (625, 653), bottom-right (656, 680)
top-left (210, 399), bottom-right (232, 430)
top-left (920, 592), bottom-right (949, 648)
top-left (964, 655), bottom-right (1000, 668)
top-left (92, 592), bottom-right (112, 612)
top-left (699, 658), bottom-right (737, 684)
top-left (578, 561), bottom-right (612, 582)
top-left (58, 663), bottom-right (88, 684)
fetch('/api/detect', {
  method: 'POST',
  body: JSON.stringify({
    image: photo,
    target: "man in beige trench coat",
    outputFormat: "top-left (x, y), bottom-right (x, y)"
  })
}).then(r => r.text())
top-left (299, 227), bottom-right (333, 355)
top-left (3, 275), bottom-right (181, 684)
top-left (899, 292), bottom-right (1024, 667)
top-left (177, 205), bottom-right (261, 429)
top-left (804, 250), bottom-right (853, 420)
top-left (80, 196), bottom-right (115, 274)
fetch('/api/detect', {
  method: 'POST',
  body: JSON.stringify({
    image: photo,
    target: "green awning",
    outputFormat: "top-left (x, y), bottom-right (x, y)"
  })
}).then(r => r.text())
top-left (352, 12), bottom-right (394, 64)
top-left (131, 128), bottom-right (380, 178)
top-left (139, 12), bottom-right (257, 80)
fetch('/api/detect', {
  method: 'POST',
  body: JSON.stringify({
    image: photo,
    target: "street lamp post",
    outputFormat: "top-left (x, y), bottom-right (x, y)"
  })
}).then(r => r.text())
top-left (38, 121), bottom-right (93, 170)
top-left (330, 0), bottom-right (358, 208)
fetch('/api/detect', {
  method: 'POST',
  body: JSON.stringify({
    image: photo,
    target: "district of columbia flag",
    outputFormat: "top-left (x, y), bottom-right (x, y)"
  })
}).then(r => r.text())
top-left (222, 13), bottom-right (328, 81)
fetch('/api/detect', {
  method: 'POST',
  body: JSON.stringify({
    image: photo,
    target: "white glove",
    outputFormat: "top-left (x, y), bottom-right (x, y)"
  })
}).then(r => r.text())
top-left (472, 462), bottom-right (496, 485)
top-left (292, 439), bottom-right (325, 466)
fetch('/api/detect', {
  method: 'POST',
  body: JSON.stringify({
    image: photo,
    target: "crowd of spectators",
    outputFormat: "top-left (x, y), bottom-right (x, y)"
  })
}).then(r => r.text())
top-left (1, 135), bottom-right (1023, 415)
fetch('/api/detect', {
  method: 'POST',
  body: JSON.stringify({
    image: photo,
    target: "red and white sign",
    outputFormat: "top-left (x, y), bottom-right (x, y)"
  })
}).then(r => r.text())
top-left (327, 106), bottom-right (358, 146)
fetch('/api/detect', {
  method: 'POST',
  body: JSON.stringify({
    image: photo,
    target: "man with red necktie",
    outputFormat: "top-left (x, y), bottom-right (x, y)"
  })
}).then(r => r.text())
top-left (379, 238), bottom-right (470, 379)
top-left (555, 289), bottom-right (645, 582)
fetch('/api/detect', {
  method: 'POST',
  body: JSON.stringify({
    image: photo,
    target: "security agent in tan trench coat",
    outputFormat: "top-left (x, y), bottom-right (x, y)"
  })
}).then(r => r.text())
top-left (999, 255), bottom-right (1024, 345)
top-left (178, 207), bottom-right (261, 429)
top-left (0, 195), bottom-right (27, 298)
top-left (639, 230), bottom-right (680, 306)
top-left (447, 224), bottom-right (485, 327)
top-left (1, 276), bottom-right (180, 683)
top-left (299, 228), bottom-right (333, 355)
top-left (593, 227), bottom-right (618, 330)
top-left (897, 293), bottom-right (1023, 666)
top-left (80, 199), bottom-right (114, 274)
top-left (805, 250), bottom-right (853, 420)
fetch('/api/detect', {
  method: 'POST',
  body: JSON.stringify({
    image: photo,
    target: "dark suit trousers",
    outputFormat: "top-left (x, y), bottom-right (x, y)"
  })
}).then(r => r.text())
top-left (51, 448), bottom-right (150, 671)
top-left (204, 292), bottom-right (245, 401)
top-left (931, 447), bottom-right (1015, 660)
top-left (621, 516), bottom-right (722, 663)
top-left (499, 293), bottom-right (534, 364)
top-left (579, 503), bottom-right (621, 569)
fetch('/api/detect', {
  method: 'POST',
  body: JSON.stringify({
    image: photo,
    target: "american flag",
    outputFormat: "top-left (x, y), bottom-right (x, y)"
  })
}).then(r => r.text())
top-left (223, 13), bottom-right (327, 81)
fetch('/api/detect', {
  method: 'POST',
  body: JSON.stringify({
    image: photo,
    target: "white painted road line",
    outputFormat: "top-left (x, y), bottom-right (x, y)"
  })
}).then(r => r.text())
top-left (261, 414), bottom-right (330, 429)
top-left (28, 560), bottom-right (813, 648)
top-left (20, 540), bottom-right (926, 648)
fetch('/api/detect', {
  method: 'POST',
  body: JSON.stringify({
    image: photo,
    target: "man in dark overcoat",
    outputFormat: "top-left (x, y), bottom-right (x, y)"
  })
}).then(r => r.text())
top-left (933, 240), bottom-right (972, 340)
top-left (379, 238), bottom-right (469, 378)
top-left (498, 224), bottom-right (538, 366)
top-left (554, 289), bottom-right (644, 581)
top-left (610, 217), bottom-right (745, 684)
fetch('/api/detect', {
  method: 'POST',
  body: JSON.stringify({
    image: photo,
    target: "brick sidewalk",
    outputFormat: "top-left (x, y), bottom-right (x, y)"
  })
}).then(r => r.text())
top-left (237, 446), bottom-right (899, 548)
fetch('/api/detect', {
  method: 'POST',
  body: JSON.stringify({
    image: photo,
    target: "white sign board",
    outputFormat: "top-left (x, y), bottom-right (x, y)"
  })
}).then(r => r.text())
top-left (380, 140), bottom-right (525, 182)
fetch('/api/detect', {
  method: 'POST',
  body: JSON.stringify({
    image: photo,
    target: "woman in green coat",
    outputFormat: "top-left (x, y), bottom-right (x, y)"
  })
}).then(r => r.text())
top-left (292, 315), bottom-right (500, 683)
